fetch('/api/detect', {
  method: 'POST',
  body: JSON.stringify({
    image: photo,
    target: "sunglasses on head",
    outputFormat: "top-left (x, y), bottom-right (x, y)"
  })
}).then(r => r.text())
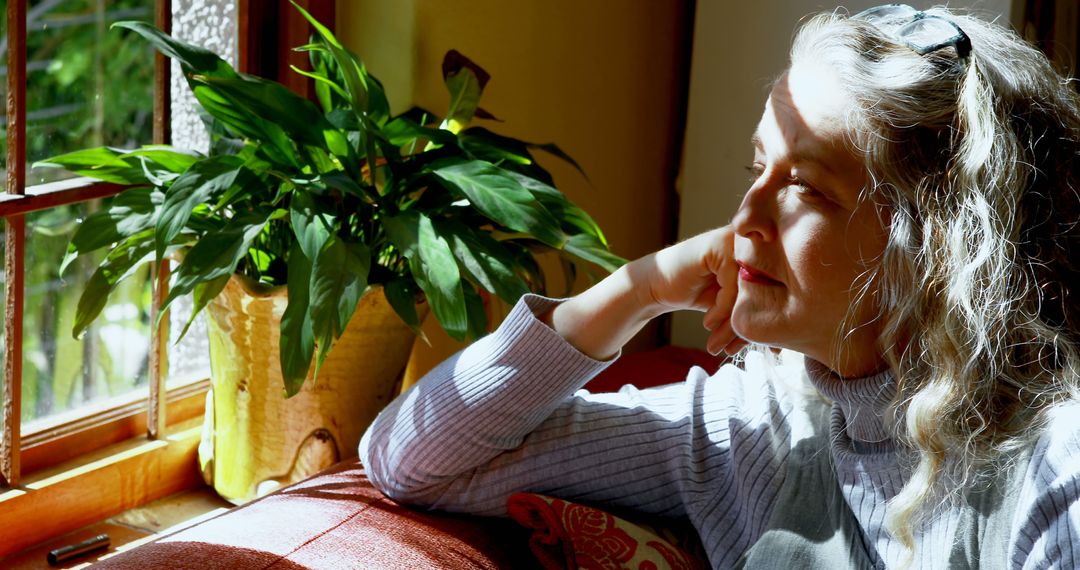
top-left (853, 4), bottom-right (972, 59)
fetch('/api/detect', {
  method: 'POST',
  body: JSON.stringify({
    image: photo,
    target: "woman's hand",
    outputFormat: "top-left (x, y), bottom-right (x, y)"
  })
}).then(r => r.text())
top-left (548, 227), bottom-right (744, 360)
top-left (630, 228), bottom-right (745, 356)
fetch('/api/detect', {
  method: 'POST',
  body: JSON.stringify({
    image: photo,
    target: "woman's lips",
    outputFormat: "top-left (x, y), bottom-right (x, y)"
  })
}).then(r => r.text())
top-left (736, 261), bottom-right (782, 285)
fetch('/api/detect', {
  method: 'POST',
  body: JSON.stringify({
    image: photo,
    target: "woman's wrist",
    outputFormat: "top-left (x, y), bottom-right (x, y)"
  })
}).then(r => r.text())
top-left (546, 262), bottom-right (662, 360)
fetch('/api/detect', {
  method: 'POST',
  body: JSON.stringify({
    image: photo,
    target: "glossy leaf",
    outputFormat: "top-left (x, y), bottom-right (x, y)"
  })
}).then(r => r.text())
top-left (291, 1), bottom-right (389, 125)
top-left (195, 74), bottom-right (338, 151)
top-left (438, 220), bottom-right (529, 304)
top-left (461, 285), bottom-right (488, 341)
top-left (308, 237), bottom-right (371, 373)
top-left (530, 141), bottom-right (589, 182)
top-left (384, 278), bottom-right (426, 340)
top-left (73, 229), bottom-right (156, 339)
top-left (155, 155), bottom-right (244, 261)
top-left (505, 170), bottom-right (607, 245)
top-left (384, 116), bottom-right (457, 148)
top-left (432, 160), bottom-right (565, 248)
top-left (562, 233), bottom-right (626, 273)
top-left (173, 273), bottom-right (231, 344)
top-left (441, 50), bottom-right (490, 133)
top-left (119, 146), bottom-right (202, 173)
top-left (280, 242), bottom-right (315, 396)
top-left (290, 191), bottom-right (335, 260)
top-left (191, 84), bottom-right (299, 168)
top-left (290, 64), bottom-right (349, 102)
top-left (385, 212), bottom-right (468, 341)
top-left (459, 127), bottom-right (532, 166)
top-left (34, 147), bottom-right (151, 184)
top-left (114, 21), bottom-right (235, 76)
top-left (161, 211), bottom-right (272, 318)
top-left (61, 187), bottom-right (160, 276)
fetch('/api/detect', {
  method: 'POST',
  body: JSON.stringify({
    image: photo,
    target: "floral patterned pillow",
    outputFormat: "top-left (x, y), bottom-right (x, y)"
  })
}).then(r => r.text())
top-left (506, 492), bottom-right (706, 570)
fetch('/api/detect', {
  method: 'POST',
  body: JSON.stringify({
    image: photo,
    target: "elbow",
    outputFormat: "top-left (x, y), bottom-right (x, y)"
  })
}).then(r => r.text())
top-left (358, 415), bottom-right (436, 506)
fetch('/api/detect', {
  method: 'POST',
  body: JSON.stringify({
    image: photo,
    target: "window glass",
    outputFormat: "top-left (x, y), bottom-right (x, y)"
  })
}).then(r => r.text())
top-left (164, 0), bottom-right (239, 386)
top-left (7, 0), bottom-right (156, 186)
top-left (22, 203), bottom-right (151, 426)
top-left (166, 275), bottom-right (211, 387)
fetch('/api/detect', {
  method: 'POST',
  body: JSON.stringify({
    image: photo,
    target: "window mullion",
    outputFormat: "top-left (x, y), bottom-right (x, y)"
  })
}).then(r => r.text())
top-left (148, 0), bottom-right (172, 441)
top-left (3, 0), bottom-right (28, 488)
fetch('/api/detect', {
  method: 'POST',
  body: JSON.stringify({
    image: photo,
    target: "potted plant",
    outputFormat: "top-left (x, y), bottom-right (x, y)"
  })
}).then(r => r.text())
top-left (37, 4), bottom-right (623, 502)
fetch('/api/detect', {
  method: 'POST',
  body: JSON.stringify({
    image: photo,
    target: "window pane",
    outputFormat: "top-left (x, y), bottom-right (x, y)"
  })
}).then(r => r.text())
top-left (21, 204), bottom-right (151, 425)
top-left (166, 276), bottom-right (211, 387)
top-left (170, 0), bottom-right (238, 153)
top-left (9, 0), bottom-right (156, 186)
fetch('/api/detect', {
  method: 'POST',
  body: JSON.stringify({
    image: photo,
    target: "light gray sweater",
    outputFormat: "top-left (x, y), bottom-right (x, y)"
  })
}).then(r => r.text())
top-left (360, 295), bottom-right (1080, 569)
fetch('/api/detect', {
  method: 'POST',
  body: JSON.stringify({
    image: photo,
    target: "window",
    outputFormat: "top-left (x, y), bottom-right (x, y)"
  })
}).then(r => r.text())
top-left (2, 0), bottom-right (172, 488)
top-left (1, 2), bottom-right (335, 556)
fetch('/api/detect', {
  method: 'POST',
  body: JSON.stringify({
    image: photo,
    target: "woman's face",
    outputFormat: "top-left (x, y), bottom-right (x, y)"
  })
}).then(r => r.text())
top-left (729, 61), bottom-right (888, 377)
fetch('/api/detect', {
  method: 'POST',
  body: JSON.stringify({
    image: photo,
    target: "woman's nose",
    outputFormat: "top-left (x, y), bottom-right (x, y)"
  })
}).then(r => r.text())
top-left (731, 183), bottom-right (777, 242)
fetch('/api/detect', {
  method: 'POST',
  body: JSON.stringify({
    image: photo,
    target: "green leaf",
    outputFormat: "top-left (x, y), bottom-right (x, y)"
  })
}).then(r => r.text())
top-left (562, 233), bottom-right (626, 273)
top-left (384, 278), bottom-right (426, 341)
top-left (119, 146), bottom-right (203, 173)
top-left (432, 160), bottom-right (566, 248)
top-left (438, 220), bottom-right (530, 304)
top-left (173, 273), bottom-right (231, 344)
top-left (195, 74), bottom-right (337, 151)
top-left (530, 141), bottom-right (589, 182)
top-left (317, 171), bottom-right (371, 202)
top-left (507, 171), bottom-right (608, 246)
top-left (458, 127), bottom-right (532, 165)
top-left (290, 1), bottom-right (389, 125)
top-left (113, 21), bottom-right (235, 77)
top-left (441, 50), bottom-right (490, 133)
top-left (61, 187), bottom-right (160, 276)
top-left (161, 210), bottom-right (273, 318)
top-left (384, 116), bottom-right (457, 148)
top-left (290, 63), bottom-right (350, 101)
top-left (191, 84), bottom-right (300, 168)
top-left (73, 230), bottom-right (156, 339)
top-left (289, 191), bottom-right (335, 260)
top-left (461, 284), bottom-right (488, 341)
top-left (156, 155), bottom-right (244, 261)
top-left (35, 147), bottom-right (150, 185)
top-left (308, 237), bottom-right (371, 374)
top-left (385, 212), bottom-right (468, 341)
top-left (280, 242), bottom-right (316, 396)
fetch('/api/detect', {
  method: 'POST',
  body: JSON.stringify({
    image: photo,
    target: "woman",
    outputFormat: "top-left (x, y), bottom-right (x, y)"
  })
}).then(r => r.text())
top-left (361, 5), bottom-right (1080, 568)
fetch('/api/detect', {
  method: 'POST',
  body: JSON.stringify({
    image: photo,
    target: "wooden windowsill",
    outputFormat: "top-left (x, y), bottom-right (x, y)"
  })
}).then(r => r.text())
top-left (0, 417), bottom-right (206, 559)
top-left (0, 486), bottom-right (232, 569)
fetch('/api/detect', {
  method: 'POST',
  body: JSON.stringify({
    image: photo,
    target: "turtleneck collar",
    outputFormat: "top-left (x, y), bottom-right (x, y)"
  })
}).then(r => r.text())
top-left (804, 357), bottom-right (897, 448)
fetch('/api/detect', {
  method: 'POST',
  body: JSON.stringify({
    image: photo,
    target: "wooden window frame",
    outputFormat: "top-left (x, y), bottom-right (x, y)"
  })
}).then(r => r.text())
top-left (2, 0), bottom-right (178, 492)
top-left (1, 0), bottom-right (334, 556)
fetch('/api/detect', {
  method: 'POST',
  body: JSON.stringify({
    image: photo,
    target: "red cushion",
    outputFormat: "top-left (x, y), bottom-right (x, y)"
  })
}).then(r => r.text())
top-left (95, 460), bottom-right (537, 569)
top-left (507, 493), bottom-right (707, 570)
top-left (584, 345), bottom-right (721, 393)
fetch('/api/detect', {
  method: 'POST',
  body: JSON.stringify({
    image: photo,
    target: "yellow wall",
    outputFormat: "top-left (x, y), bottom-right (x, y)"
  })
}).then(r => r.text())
top-left (338, 0), bottom-right (690, 364)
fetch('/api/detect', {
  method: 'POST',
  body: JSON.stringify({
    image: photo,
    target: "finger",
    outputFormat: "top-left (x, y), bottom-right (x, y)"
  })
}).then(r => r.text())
top-left (723, 337), bottom-right (749, 356)
top-left (706, 320), bottom-right (739, 356)
top-left (702, 285), bottom-right (736, 331)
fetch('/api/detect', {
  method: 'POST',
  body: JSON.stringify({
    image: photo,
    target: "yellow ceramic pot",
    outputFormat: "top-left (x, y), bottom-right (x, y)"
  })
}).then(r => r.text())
top-left (200, 275), bottom-right (420, 503)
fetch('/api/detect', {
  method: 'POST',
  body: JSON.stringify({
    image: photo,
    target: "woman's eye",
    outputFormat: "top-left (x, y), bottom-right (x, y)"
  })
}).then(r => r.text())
top-left (744, 164), bottom-right (765, 183)
top-left (791, 179), bottom-right (830, 203)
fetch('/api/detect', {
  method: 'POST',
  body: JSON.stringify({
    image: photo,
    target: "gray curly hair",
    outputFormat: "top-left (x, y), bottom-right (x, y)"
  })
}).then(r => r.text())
top-left (789, 5), bottom-right (1080, 558)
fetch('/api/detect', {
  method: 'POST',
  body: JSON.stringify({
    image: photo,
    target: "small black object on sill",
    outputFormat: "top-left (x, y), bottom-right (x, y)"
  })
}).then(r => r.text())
top-left (47, 533), bottom-right (110, 566)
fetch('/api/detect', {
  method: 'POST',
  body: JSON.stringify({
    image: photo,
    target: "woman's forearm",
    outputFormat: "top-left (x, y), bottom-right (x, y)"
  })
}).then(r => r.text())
top-left (545, 264), bottom-right (661, 360)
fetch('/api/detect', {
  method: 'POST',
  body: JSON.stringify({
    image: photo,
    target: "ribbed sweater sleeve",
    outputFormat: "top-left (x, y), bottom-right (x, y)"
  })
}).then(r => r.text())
top-left (359, 294), bottom-right (614, 513)
top-left (359, 294), bottom-right (794, 537)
